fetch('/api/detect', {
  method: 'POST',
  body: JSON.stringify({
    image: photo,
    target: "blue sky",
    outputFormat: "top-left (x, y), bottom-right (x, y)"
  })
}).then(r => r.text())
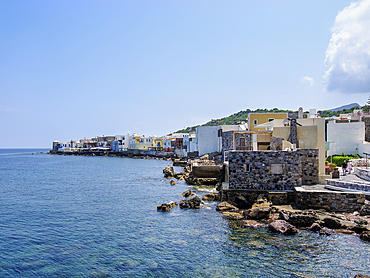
top-left (1, 0), bottom-right (370, 148)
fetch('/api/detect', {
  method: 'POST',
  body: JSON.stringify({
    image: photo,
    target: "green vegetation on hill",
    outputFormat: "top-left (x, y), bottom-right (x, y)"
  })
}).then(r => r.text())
top-left (174, 105), bottom-right (362, 134)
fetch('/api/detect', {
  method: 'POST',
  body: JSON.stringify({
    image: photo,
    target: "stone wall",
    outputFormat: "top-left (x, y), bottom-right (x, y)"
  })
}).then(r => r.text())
top-left (222, 131), bottom-right (234, 153)
top-left (270, 137), bottom-right (283, 151)
top-left (300, 149), bottom-right (319, 184)
top-left (220, 190), bottom-right (295, 206)
top-left (234, 133), bottom-right (252, 150)
top-left (295, 187), bottom-right (365, 212)
top-left (364, 116), bottom-right (370, 142)
top-left (226, 149), bottom-right (319, 191)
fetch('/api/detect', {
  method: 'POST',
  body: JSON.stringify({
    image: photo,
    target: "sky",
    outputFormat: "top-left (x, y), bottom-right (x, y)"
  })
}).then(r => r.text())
top-left (1, 0), bottom-right (370, 148)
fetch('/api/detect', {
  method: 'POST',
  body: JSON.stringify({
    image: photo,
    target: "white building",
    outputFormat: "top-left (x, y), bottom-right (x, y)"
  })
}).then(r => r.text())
top-left (196, 125), bottom-right (241, 156)
top-left (327, 121), bottom-right (365, 157)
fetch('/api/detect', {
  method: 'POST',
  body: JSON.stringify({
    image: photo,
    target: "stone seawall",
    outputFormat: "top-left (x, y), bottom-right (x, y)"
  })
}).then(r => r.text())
top-left (221, 188), bottom-right (366, 213)
top-left (221, 190), bottom-right (295, 207)
top-left (295, 187), bottom-right (365, 212)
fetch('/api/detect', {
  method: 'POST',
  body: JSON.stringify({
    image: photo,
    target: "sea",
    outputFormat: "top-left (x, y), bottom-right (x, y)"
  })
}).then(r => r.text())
top-left (1, 148), bottom-right (370, 278)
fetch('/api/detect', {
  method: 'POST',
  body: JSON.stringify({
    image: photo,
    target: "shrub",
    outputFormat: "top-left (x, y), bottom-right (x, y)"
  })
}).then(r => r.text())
top-left (326, 154), bottom-right (361, 167)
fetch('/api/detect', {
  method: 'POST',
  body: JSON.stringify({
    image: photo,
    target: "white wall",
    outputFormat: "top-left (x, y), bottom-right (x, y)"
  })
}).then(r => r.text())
top-left (327, 122), bottom-right (365, 156)
top-left (196, 126), bottom-right (220, 156)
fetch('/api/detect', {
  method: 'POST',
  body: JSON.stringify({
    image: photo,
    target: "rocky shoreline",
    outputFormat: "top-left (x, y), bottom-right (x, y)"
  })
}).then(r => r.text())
top-left (159, 157), bottom-right (370, 247)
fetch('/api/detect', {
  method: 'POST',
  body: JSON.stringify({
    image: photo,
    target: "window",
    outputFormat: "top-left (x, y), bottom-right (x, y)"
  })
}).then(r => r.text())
top-left (218, 129), bottom-right (222, 137)
top-left (239, 137), bottom-right (245, 146)
top-left (268, 118), bottom-right (274, 122)
top-left (243, 164), bottom-right (251, 172)
top-left (253, 119), bottom-right (258, 125)
top-left (270, 164), bottom-right (283, 174)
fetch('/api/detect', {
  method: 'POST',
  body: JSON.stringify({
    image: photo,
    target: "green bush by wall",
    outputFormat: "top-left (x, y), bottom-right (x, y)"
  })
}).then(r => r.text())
top-left (326, 154), bottom-right (361, 166)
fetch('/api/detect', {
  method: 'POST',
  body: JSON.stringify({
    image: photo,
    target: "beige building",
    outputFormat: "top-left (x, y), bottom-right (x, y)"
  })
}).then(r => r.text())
top-left (248, 113), bottom-right (288, 131)
top-left (256, 118), bottom-right (326, 176)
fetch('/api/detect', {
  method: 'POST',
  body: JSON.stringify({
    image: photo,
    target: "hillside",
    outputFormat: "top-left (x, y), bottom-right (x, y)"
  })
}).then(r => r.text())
top-left (174, 105), bottom-right (362, 134)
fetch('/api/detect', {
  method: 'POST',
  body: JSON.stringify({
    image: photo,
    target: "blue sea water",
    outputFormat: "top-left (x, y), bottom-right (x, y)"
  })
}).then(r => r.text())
top-left (0, 149), bottom-right (370, 277)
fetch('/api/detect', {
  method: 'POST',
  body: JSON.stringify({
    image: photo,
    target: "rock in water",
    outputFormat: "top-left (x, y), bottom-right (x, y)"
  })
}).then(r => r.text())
top-left (222, 212), bottom-right (244, 220)
top-left (179, 196), bottom-right (202, 209)
top-left (268, 220), bottom-right (297, 235)
top-left (323, 217), bottom-right (342, 229)
top-left (244, 207), bottom-right (271, 220)
top-left (287, 211), bottom-right (318, 227)
top-left (157, 202), bottom-right (179, 212)
top-left (307, 223), bottom-right (322, 232)
top-left (202, 192), bottom-right (220, 201)
top-left (216, 201), bottom-right (238, 212)
top-left (181, 189), bottom-right (195, 197)
top-left (170, 180), bottom-right (176, 185)
top-left (360, 231), bottom-right (370, 242)
top-left (163, 166), bottom-right (174, 178)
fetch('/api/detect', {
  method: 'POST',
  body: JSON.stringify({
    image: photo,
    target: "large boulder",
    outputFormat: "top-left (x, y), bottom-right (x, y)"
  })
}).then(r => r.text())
top-left (157, 202), bottom-right (178, 212)
top-left (288, 211), bottom-right (319, 227)
top-left (268, 220), bottom-right (297, 235)
top-left (179, 196), bottom-right (202, 209)
top-left (244, 207), bottom-right (271, 220)
top-left (360, 231), bottom-right (370, 242)
top-left (216, 201), bottom-right (238, 212)
top-left (181, 189), bottom-right (195, 198)
top-left (307, 223), bottom-right (332, 236)
top-left (163, 166), bottom-right (174, 178)
top-left (202, 192), bottom-right (220, 201)
top-left (323, 217), bottom-right (342, 229)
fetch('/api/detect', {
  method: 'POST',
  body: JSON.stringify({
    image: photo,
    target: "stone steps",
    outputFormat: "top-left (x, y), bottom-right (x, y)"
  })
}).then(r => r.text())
top-left (325, 179), bottom-right (370, 196)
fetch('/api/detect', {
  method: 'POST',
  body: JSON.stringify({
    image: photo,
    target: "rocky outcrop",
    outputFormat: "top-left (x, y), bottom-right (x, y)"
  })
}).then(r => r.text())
top-left (268, 220), bottom-right (297, 235)
top-left (202, 192), bottom-right (220, 201)
top-left (157, 202), bottom-right (178, 212)
top-left (354, 274), bottom-right (370, 278)
top-left (216, 201), bottom-right (238, 212)
top-left (179, 196), bottom-right (202, 209)
top-left (181, 189), bottom-right (195, 198)
top-left (287, 211), bottom-right (319, 227)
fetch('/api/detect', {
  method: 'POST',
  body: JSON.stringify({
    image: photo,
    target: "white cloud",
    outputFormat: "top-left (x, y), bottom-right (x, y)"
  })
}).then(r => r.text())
top-left (300, 76), bottom-right (315, 87)
top-left (324, 0), bottom-right (370, 93)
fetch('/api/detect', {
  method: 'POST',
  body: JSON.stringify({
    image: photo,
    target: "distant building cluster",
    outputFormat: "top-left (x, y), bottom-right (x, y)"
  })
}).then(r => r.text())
top-left (53, 108), bottom-right (370, 179)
